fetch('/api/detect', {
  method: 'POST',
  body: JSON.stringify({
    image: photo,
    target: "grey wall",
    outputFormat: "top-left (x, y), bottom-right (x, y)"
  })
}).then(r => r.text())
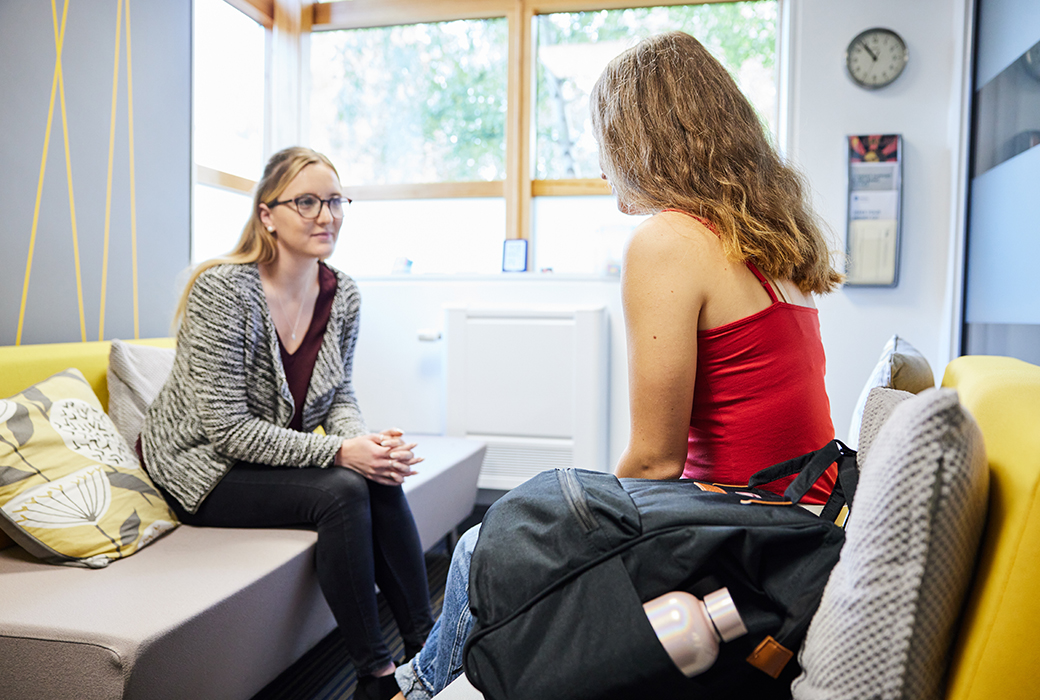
top-left (0, 0), bottom-right (191, 345)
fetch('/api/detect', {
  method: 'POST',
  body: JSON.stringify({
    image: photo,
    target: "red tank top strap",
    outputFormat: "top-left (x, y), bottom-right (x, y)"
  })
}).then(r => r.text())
top-left (661, 208), bottom-right (778, 304)
top-left (744, 260), bottom-right (778, 303)
top-left (662, 208), bottom-right (715, 233)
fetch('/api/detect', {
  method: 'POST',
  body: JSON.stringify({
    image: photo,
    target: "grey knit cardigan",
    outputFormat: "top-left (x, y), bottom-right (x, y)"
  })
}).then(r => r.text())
top-left (142, 262), bottom-right (367, 513)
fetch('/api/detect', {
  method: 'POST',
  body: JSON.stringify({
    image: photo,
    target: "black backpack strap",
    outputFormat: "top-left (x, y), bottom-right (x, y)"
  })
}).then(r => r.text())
top-left (747, 449), bottom-right (822, 490)
top-left (819, 448), bottom-right (859, 522)
top-left (748, 440), bottom-right (858, 511)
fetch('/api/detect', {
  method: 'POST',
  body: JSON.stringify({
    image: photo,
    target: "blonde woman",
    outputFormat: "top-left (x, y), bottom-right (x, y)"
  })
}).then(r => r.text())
top-left (394, 32), bottom-right (842, 699)
top-left (142, 147), bottom-right (432, 700)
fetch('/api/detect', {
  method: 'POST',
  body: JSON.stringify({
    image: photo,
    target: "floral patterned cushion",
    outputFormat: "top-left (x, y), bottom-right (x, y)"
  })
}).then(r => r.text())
top-left (0, 369), bottom-right (178, 568)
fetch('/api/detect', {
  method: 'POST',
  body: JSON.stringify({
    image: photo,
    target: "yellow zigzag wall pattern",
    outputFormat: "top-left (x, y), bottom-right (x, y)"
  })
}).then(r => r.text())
top-left (17, 0), bottom-right (139, 346)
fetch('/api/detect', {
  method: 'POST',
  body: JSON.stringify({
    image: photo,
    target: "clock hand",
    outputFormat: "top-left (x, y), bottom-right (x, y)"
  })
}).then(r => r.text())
top-left (858, 40), bottom-right (878, 62)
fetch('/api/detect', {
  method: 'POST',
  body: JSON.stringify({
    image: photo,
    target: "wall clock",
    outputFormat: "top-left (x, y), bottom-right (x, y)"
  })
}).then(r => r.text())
top-left (846, 28), bottom-right (909, 89)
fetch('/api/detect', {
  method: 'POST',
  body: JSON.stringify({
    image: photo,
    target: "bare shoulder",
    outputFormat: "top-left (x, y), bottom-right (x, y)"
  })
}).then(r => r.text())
top-left (624, 211), bottom-right (721, 282)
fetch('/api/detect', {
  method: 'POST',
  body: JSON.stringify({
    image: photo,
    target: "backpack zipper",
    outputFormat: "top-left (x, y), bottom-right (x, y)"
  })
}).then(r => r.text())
top-left (557, 469), bottom-right (599, 533)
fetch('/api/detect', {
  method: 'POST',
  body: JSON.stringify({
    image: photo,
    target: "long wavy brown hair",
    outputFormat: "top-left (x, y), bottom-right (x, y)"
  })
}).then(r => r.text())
top-left (590, 31), bottom-right (842, 294)
top-left (172, 146), bottom-right (340, 328)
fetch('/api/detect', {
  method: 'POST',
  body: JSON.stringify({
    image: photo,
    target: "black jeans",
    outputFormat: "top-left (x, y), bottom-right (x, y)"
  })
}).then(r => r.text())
top-left (161, 462), bottom-right (434, 676)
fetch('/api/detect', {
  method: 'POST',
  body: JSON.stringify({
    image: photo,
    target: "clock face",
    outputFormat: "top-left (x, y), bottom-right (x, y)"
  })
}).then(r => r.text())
top-left (846, 28), bottom-right (908, 89)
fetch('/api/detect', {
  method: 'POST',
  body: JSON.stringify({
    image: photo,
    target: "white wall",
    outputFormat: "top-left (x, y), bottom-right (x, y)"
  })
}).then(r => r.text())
top-left (784, 0), bottom-right (972, 438)
top-left (352, 0), bottom-right (975, 467)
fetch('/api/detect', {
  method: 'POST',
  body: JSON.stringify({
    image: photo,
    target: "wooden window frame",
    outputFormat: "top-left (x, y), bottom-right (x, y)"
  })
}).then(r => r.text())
top-left (208, 0), bottom-right (768, 244)
top-left (309, 0), bottom-right (755, 241)
top-left (194, 0), bottom-right (273, 209)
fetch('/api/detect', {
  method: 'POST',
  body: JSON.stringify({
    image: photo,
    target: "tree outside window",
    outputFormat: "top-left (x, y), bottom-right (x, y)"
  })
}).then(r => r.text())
top-left (310, 19), bottom-right (508, 185)
top-left (536, 3), bottom-right (777, 180)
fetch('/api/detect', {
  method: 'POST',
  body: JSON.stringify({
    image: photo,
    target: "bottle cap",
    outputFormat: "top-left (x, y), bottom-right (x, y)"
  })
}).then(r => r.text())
top-left (703, 588), bottom-right (748, 642)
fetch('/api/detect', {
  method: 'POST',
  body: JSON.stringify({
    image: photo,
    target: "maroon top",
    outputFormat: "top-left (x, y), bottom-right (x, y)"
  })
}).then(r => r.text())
top-left (279, 263), bottom-right (338, 432)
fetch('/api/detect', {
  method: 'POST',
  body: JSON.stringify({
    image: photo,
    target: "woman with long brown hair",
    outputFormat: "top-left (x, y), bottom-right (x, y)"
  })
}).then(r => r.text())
top-left (393, 31), bottom-right (842, 699)
top-left (599, 31), bottom-right (841, 495)
top-left (143, 147), bottom-right (433, 700)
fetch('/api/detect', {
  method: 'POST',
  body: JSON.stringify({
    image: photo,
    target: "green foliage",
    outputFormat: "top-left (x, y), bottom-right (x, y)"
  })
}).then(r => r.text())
top-left (535, 2), bottom-right (778, 179)
top-left (310, 2), bottom-right (776, 185)
top-left (311, 19), bottom-right (507, 184)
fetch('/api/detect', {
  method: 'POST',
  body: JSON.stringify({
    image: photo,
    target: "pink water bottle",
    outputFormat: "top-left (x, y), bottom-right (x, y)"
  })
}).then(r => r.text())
top-left (642, 587), bottom-right (748, 677)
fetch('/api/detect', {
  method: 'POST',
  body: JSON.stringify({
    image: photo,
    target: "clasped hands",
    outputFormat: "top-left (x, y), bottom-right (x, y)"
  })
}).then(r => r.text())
top-left (335, 428), bottom-right (423, 485)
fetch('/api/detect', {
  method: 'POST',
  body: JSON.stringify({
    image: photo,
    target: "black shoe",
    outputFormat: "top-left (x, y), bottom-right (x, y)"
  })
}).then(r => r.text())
top-left (354, 673), bottom-right (400, 700)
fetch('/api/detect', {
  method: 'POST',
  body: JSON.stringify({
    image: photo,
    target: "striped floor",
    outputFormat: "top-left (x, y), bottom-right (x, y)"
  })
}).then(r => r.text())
top-left (251, 547), bottom-right (451, 700)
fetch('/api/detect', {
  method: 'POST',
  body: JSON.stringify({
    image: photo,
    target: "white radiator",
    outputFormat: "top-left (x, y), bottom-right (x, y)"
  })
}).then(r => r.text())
top-left (445, 306), bottom-right (610, 490)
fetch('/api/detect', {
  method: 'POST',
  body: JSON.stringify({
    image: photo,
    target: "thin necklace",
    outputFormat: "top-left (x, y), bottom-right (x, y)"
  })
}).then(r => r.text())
top-left (271, 285), bottom-right (310, 341)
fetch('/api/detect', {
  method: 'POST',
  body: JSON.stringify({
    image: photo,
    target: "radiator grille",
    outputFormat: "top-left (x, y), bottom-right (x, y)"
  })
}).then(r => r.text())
top-left (477, 440), bottom-right (574, 490)
top-left (445, 306), bottom-right (609, 490)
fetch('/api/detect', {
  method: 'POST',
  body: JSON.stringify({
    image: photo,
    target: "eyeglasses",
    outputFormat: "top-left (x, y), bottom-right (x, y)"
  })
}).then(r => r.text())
top-left (268, 194), bottom-right (350, 220)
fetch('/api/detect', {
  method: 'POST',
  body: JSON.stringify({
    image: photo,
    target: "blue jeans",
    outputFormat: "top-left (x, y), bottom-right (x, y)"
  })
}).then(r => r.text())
top-left (396, 524), bottom-right (481, 699)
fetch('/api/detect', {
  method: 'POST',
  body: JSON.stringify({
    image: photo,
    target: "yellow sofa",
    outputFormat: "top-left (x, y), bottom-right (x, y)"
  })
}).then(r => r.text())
top-left (0, 338), bottom-right (175, 414)
top-left (941, 355), bottom-right (1040, 700)
top-left (0, 339), bottom-right (486, 700)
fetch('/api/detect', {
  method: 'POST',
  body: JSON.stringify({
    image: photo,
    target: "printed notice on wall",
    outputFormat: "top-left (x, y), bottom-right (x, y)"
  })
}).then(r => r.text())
top-left (846, 134), bottom-right (901, 286)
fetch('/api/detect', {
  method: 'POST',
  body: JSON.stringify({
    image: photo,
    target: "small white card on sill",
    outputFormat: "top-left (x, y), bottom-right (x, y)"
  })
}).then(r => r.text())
top-left (502, 238), bottom-right (528, 272)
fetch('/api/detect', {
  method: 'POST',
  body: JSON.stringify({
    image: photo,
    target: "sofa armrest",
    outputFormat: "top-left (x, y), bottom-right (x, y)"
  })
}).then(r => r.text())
top-left (942, 355), bottom-right (1040, 700)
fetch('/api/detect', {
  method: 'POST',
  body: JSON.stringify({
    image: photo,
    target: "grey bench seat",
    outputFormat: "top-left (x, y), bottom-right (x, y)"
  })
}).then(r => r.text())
top-left (0, 434), bottom-right (485, 700)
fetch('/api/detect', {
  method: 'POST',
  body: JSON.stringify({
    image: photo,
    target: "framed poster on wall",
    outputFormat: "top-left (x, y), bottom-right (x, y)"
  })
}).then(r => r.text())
top-left (845, 134), bottom-right (902, 287)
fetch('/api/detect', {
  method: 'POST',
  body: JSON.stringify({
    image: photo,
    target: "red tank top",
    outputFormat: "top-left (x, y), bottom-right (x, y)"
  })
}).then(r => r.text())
top-left (672, 213), bottom-right (836, 504)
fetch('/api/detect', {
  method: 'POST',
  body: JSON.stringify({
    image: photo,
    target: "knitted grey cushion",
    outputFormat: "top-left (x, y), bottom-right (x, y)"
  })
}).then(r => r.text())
top-left (107, 340), bottom-right (176, 448)
top-left (793, 388), bottom-right (989, 700)
top-left (856, 387), bottom-right (913, 466)
top-left (847, 335), bottom-right (934, 449)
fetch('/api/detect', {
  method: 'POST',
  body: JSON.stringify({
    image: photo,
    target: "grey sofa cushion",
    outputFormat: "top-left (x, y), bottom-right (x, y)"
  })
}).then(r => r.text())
top-left (0, 525), bottom-right (337, 700)
top-left (856, 386), bottom-right (914, 466)
top-left (847, 335), bottom-right (934, 449)
top-left (793, 388), bottom-right (989, 700)
top-left (0, 434), bottom-right (484, 700)
top-left (106, 340), bottom-right (176, 449)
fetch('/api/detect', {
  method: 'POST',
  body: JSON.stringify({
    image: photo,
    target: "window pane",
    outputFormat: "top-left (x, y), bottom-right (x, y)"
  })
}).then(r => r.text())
top-left (535, 2), bottom-right (777, 179)
top-left (192, 184), bottom-right (252, 264)
top-left (534, 196), bottom-right (648, 275)
top-left (193, 0), bottom-right (265, 178)
top-left (326, 199), bottom-right (505, 276)
top-left (310, 20), bottom-right (508, 185)
top-left (971, 38), bottom-right (1040, 178)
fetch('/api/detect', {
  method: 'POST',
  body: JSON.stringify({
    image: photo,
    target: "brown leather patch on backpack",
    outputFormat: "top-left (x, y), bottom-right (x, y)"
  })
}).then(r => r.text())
top-left (746, 635), bottom-right (794, 678)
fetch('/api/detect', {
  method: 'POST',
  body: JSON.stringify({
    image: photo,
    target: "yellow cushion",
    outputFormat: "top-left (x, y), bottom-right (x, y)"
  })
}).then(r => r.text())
top-left (942, 355), bottom-right (1040, 700)
top-left (0, 338), bottom-right (174, 412)
top-left (0, 369), bottom-right (178, 567)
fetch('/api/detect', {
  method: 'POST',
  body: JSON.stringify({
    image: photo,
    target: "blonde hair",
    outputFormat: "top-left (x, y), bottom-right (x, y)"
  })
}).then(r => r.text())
top-left (172, 146), bottom-right (340, 328)
top-left (590, 32), bottom-right (842, 294)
